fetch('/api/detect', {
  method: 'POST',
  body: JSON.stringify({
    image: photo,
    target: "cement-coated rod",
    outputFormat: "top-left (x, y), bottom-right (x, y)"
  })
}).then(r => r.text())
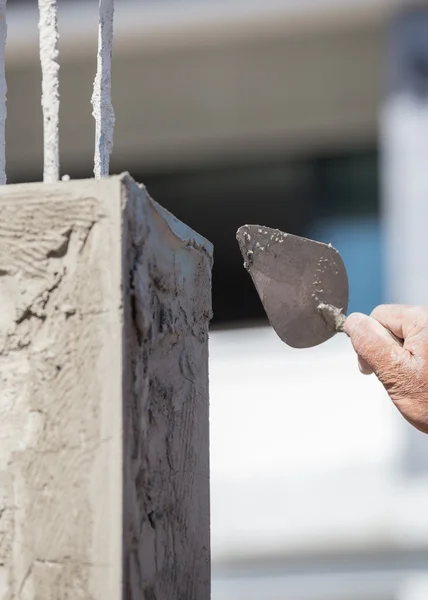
top-left (318, 303), bottom-right (403, 345)
top-left (92, 0), bottom-right (115, 179)
top-left (38, 0), bottom-right (60, 183)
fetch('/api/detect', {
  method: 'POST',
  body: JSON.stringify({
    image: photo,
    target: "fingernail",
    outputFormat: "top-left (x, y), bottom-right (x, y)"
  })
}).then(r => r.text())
top-left (344, 312), bottom-right (367, 336)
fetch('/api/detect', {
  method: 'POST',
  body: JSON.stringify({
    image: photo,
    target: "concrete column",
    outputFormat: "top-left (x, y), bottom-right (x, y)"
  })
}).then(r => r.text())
top-left (380, 4), bottom-right (428, 474)
top-left (0, 173), bottom-right (212, 599)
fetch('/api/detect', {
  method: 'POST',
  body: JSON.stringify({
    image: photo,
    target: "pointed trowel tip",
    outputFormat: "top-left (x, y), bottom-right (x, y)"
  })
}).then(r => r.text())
top-left (236, 225), bottom-right (256, 271)
top-left (236, 224), bottom-right (250, 243)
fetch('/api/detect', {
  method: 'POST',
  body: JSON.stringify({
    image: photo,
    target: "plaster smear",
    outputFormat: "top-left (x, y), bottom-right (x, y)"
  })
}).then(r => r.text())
top-left (38, 0), bottom-right (60, 183)
top-left (0, 180), bottom-right (109, 598)
top-left (0, 1), bottom-right (7, 185)
top-left (122, 177), bottom-right (212, 599)
top-left (92, 0), bottom-right (115, 178)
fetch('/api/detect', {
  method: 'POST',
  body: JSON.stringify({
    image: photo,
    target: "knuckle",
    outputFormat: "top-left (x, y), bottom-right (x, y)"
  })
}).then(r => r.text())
top-left (370, 304), bottom-right (393, 319)
top-left (401, 309), bottom-right (428, 340)
top-left (408, 306), bottom-right (428, 325)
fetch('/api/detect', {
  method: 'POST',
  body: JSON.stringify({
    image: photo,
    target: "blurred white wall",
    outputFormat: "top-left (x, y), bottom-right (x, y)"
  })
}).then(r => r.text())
top-left (210, 326), bottom-right (428, 599)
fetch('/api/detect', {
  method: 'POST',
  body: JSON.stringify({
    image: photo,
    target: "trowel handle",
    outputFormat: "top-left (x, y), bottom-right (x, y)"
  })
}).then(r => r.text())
top-left (342, 320), bottom-right (404, 347)
top-left (319, 304), bottom-right (404, 347)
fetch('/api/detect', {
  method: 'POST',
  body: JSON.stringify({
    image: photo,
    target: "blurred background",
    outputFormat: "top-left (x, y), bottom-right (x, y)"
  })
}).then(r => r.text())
top-left (6, 0), bottom-right (428, 598)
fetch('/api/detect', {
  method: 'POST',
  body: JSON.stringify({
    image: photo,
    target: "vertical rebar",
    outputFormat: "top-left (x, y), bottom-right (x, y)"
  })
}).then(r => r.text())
top-left (92, 0), bottom-right (115, 179)
top-left (38, 0), bottom-right (60, 183)
top-left (0, 0), bottom-right (7, 185)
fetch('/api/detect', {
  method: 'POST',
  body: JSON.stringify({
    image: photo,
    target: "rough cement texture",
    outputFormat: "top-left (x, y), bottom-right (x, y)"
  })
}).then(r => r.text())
top-left (0, 173), bottom-right (212, 599)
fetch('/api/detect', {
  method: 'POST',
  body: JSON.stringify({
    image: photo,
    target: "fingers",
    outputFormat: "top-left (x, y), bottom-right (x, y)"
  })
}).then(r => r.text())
top-left (344, 312), bottom-right (407, 376)
top-left (345, 306), bottom-right (428, 434)
top-left (370, 304), bottom-right (428, 356)
top-left (370, 304), bottom-right (414, 340)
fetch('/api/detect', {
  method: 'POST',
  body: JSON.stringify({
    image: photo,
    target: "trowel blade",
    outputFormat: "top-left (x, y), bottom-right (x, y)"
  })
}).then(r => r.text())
top-left (236, 225), bottom-right (349, 349)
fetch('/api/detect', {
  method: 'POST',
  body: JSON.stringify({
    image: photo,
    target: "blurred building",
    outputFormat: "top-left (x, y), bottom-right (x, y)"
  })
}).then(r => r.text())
top-left (7, 0), bottom-right (428, 599)
top-left (6, 0), bottom-right (387, 320)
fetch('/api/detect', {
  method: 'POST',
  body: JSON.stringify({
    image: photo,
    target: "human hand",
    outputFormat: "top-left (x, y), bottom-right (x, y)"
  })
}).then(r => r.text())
top-left (345, 305), bottom-right (428, 434)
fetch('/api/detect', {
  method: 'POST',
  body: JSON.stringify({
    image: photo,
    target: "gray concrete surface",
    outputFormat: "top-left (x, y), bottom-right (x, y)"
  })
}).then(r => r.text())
top-left (0, 173), bottom-right (212, 599)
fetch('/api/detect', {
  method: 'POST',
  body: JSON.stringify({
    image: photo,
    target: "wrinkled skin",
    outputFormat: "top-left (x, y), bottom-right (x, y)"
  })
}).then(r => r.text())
top-left (345, 305), bottom-right (428, 434)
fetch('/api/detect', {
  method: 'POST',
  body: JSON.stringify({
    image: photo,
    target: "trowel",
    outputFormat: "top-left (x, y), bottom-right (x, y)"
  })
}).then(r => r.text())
top-left (236, 224), bottom-right (350, 349)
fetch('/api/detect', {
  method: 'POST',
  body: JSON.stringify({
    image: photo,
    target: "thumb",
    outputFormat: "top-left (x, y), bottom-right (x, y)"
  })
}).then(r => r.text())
top-left (344, 312), bottom-right (405, 377)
